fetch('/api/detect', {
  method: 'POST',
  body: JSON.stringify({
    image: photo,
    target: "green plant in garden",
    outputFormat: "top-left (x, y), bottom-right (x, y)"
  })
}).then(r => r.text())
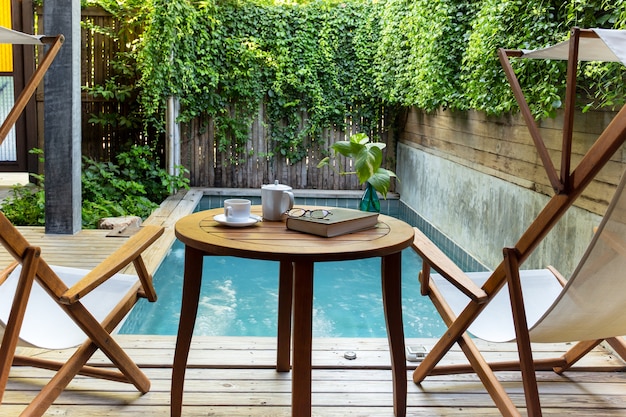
top-left (0, 146), bottom-right (189, 229)
top-left (139, 0), bottom-right (392, 163)
top-left (0, 149), bottom-right (46, 226)
top-left (1, 184), bottom-right (45, 226)
top-left (82, 144), bottom-right (189, 228)
top-left (317, 133), bottom-right (396, 196)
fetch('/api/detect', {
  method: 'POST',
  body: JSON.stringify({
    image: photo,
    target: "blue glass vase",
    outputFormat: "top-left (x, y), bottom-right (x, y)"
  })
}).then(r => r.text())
top-left (359, 181), bottom-right (380, 212)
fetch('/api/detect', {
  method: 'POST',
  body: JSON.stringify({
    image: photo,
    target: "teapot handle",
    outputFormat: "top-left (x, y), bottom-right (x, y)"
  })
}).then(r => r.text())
top-left (284, 190), bottom-right (295, 210)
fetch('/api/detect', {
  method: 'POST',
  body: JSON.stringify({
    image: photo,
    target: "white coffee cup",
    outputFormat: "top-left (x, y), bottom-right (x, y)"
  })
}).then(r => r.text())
top-left (261, 181), bottom-right (295, 221)
top-left (224, 199), bottom-right (252, 222)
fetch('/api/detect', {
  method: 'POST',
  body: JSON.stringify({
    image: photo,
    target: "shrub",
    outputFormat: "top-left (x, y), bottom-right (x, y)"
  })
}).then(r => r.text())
top-left (0, 146), bottom-right (189, 228)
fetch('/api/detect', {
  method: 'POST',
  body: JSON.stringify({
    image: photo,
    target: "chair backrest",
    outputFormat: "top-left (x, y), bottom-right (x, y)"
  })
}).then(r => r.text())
top-left (529, 169), bottom-right (626, 342)
top-left (0, 211), bottom-right (61, 292)
top-left (0, 211), bottom-right (32, 261)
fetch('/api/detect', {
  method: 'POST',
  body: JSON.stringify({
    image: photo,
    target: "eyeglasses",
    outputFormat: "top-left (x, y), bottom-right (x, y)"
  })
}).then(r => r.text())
top-left (287, 208), bottom-right (333, 219)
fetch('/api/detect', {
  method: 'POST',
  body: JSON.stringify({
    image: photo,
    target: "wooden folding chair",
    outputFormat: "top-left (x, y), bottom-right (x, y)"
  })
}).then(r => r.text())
top-left (0, 211), bottom-right (164, 416)
top-left (410, 28), bottom-right (626, 417)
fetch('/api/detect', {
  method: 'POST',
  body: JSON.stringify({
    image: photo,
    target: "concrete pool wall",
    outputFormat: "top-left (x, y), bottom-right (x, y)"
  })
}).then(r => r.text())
top-left (396, 141), bottom-right (602, 278)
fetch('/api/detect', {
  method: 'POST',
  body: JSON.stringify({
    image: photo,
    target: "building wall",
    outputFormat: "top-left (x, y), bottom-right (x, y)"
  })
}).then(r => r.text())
top-left (397, 108), bottom-right (621, 277)
top-left (0, 0), bottom-right (12, 72)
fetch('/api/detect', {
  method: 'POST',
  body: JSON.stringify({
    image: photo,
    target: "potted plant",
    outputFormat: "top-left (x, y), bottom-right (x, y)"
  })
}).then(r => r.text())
top-left (317, 133), bottom-right (397, 212)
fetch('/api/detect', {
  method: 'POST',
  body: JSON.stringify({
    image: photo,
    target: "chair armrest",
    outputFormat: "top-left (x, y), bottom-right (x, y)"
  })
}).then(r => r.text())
top-left (59, 225), bottom-right (164, 304)
top-left (546, 265), bottom-right (568, 287)
top-left (411, 227), bottom-right (488, 303)
top-left (0, 260), bottom-right (19, 286)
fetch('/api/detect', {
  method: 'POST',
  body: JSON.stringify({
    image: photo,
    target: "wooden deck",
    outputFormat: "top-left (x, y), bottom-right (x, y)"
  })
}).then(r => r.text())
top-left (5, 336), bottom-right (626, 416)
top-left (3, 188), bottom-right (626, 416)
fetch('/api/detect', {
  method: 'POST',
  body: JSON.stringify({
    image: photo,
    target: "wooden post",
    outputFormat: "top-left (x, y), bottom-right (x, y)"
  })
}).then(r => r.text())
top-left (43, 0), bottom-right (81, 234)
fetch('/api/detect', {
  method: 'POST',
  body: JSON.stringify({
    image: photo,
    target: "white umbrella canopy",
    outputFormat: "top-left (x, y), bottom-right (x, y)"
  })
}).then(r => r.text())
top-left (521, 28), bottom-right (626, 64)
top-left (0, 26), bottom-right (44, 45)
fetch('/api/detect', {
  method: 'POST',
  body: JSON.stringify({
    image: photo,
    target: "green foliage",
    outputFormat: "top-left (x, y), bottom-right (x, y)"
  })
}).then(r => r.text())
top-left (0, 149), bottom-right (45, 226)
top-left (575, 0), bottom-right (626, 112)
top-left (140, 0), bottom-right (392, 162)
top-left (83, 0), bottom-right (155, 140)
top-left (317, 133), bottom-right (396, 196)
top-left (1, 185), bottom-right (45, 226)
top-left (1, 146), bottom-right (190, 229)
top-left (134, 0), bottom-right (626, 165)
top-left (459, 1), bottom-right (566, 117)
top-left (372, 0), bottom-right (626, 117)
top-left (82, 144), bottom-right (189, 228)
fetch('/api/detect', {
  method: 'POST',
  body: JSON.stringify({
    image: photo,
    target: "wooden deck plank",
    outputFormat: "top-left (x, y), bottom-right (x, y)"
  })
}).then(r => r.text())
top-left (14, 336), bottom-right (626, 372)
top-left (5, 343), bottom-right (626, 416)
top-left (6, 336), bottom-right (626, 416)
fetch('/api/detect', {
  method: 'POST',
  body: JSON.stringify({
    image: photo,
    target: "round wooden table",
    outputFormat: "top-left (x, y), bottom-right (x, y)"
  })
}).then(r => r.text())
top-left (171, 206), bottom-right (414, 417)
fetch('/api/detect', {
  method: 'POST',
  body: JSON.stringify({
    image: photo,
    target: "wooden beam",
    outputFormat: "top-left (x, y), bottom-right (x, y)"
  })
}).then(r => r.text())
top-left (498, 48), bottom-right (563, 193)
top-left (0, 34), bottom-right (63, 146)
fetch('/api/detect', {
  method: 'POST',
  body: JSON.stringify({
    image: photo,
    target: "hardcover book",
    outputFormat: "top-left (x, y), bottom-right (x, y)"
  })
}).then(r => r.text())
top-left (285, 208), bottom-right (379, 237)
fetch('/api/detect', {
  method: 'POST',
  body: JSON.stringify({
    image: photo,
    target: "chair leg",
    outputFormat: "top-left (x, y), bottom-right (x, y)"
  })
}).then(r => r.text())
top-left (18, 290), bottom-right (150, 417)
top-left (553, 339), bottom-right (603, 374)
top-left (504, 248), bottom-right (542, 417)
top-left (606, 337), bottom-right (626, 363)
top-left (19, 338), bottom-right (149, 417)
top-left (64, 295), bottom-right (151, 393)
top-left (414, 279), bottom-right (521, 417)
top-left (0, 247), bottom-right (40, 403)
top-left (457, 334), bottom-right (521, 417)
top-left (413, 280), bottom-right (473, 384)
top-left (19, 340), bottom-right (101, 417)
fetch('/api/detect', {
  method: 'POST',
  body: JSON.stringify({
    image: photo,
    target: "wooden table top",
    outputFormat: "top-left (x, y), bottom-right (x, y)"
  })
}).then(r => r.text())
top-left (175, 206), bottom-right (415, 262)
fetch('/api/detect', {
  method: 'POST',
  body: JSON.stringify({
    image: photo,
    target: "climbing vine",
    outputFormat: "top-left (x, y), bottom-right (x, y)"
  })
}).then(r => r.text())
top-left (139, 0), bottom-right (390, 162)
top-left (136, 0), bottom-right (626, 163)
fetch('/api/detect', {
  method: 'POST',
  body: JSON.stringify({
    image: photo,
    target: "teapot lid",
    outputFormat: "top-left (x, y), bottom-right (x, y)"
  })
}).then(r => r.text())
top-left (262, 180), bottom-right (291, 190)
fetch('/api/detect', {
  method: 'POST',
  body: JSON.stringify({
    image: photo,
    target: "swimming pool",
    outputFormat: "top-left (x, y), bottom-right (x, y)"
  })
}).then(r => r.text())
top-left (120, 196), bottom-right (483, 338)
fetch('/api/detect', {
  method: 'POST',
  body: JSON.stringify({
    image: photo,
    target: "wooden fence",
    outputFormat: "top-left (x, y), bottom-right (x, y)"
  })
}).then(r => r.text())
top-left (400, 107), bottom-right (622, 216)
top-left (180, 104), bottom-right (398, 190)
top-left (36, 6), bottom-right (153, 162)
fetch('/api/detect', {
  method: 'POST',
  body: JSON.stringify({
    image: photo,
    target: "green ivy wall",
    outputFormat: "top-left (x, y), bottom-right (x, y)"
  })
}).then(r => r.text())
top-left (139, 0), bottom-right (626, 147)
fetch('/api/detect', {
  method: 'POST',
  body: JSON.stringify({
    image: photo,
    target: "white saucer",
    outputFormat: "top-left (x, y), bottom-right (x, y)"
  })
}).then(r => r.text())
top-left (213, 214), bottom-right (261, 227)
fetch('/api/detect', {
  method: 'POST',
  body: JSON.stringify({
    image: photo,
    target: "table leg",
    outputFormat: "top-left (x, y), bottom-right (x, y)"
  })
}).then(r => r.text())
top-left (382, 252), bottom-right (407, 417)
top-left (171, 246), bottom-right (204, 417)
top-left (292, 261), bottom-right (314, 417)
top-left (277, 261), bottom-right (293, 372)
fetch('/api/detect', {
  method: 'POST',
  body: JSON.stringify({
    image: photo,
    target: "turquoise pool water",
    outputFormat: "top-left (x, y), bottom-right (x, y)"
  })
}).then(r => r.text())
top-left (120, 239), bottom-right (447, 338)
top-left (120, 196), bottom-right (483, 338)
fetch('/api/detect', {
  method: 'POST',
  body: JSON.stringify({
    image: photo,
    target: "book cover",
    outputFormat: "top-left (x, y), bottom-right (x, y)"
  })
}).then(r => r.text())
top-left (285, 208), bottom-right (379, 237)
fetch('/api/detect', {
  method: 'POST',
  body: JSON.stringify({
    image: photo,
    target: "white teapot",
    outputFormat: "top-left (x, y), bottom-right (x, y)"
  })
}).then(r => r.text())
top-left (261, 181), bottom-right (295, 221)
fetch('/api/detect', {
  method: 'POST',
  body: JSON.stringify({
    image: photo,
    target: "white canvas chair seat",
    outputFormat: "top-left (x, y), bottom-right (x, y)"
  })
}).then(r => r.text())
top-left (0, 265), bottom-right (137, 349)
top-left (433, 269), bottom-right (562, 343)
